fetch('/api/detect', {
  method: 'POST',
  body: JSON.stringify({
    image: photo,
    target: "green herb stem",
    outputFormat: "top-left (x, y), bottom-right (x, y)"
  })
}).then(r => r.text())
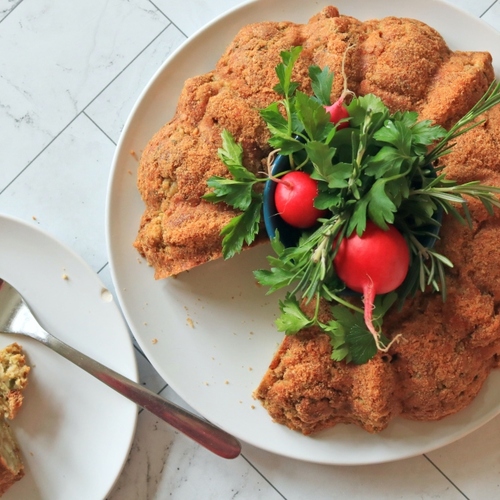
top-left (427, 80), bottom-right (500, 163)
top-left (204, 48), bottom-right (500, 364)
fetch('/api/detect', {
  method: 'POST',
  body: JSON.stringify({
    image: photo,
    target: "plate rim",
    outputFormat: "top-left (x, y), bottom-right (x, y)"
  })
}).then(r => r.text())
top-left (106, 0), bottom-right (500, 465)
top-left (0, 212), bottom-right (138, 497)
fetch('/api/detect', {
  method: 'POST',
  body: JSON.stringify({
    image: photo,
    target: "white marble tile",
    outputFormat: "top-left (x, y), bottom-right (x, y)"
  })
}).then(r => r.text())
top-left (2, 0), bottom-right (500, 498)
top-left (97, 262), bottom-right (119, 300)
top-left (242, 445), bottom-right (464, 500)
top-left (154, 0), bottom-right (246, 37)
top-left (97, 264), bottom-right (169, 392)
top-left (482, 0), bottom-right (500, 33)
top-left (111, 381), bottom-right (471, 500)
top-left (443, 0), bottom-right (497, 18)
top-left (426, 415), bottom-right (500, 499)
top-left (0, 0), bottom-right (168, 191)
top-left (0, 0), bottom-right (21, 21)
top-left (97, 264), bottom-right (149, 384)
top-left (134, 348), bottom-right (169, 393)
top-left (0, 114), bottom-right (113, 272)
top-left (107, 388), bottom-right (282, 500)
top-left (86, 24), bottom-right (186, 144)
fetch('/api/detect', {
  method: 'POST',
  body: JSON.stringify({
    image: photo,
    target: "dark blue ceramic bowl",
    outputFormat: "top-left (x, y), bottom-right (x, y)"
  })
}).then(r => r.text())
top-left (262, 154), bottom-right (303, 248)
top-left (263, 153), bottom-right (443, 249)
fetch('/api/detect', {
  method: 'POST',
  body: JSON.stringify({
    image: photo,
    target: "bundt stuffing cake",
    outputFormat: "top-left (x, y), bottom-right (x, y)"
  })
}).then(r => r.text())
top-left (134, 6), bottom-right (500, 435)
top-left (254, 104), bottom-right (500, 434)
top-left (0, 343), bottom-right (30, 495)
top-left (134, 5), bottom-right (493, 279)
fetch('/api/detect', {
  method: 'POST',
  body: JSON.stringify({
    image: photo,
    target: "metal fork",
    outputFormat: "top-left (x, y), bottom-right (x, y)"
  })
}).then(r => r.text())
top-left (0, 278), bottom-right (241, 459)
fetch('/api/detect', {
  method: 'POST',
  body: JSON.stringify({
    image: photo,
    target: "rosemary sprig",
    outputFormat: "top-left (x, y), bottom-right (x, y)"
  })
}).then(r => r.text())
top-left (204, 47), bottom-right (500, 364)
top-left (426, 80), bottom-right (500, 163)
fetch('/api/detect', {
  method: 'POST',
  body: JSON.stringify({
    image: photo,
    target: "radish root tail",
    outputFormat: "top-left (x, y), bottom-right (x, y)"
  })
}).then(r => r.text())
top-left (266, 149), bottom-right (281, 179)
top-left (339, 43), bottom-right (356, 103)
top-left (363, 281), bottom-right (401, 353)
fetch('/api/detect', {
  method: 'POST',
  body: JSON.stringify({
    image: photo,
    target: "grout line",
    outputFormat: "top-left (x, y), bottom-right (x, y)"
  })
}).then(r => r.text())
top-left (480, 0), bottom-right (498, 17)
top-left (82, 21), bottom-right (179, 115)
top-left (148, 0), bottom-right (189, 38)
top-left (423, 455), bottom-right (471, 499)
top-left (131, 342), bottom-right (169, 392)
top-left (157, 381), bottom-right (170, 394)
top-left (0, 19), bottom-right (180, 197)
top-left (4, 3), bottom-right (498, 496)
top-left (84, 111), bottom-right (117, 146)
top-left (239, 454), bottom-right (288, 499)
top-left (134, 344), bottom-right (148, 360)
top-left (96, 261), bottom-right (109, 275)
top-left (0, 113), bottom-right (81, 196)
top-left (0, 0), bottom-right (23, 25)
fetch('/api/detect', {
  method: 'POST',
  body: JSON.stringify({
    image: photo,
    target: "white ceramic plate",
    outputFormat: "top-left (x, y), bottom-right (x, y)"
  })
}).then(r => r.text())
top-left (0, 214), bottom-right (137, 498)
top-left (106, 0), bottom-right (500, 465)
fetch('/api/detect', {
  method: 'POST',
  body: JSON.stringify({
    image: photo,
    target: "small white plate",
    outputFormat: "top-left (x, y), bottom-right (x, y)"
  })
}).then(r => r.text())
top-left (107, 0), bottom-right (500, 465)
top-left (0, 214), bottom-right (137, 499)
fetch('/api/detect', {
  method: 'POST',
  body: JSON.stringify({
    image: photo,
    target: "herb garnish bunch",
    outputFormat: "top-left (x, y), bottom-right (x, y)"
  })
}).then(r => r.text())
top-left (204, 46), bottom-right (500, 364)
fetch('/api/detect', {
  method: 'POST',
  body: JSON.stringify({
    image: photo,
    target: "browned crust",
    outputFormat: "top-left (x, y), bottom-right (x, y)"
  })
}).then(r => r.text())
top-left (134, 6), bottom-right (494, 279)
top-left (0, 342), bottom-right (30, 420)
top-left (254, 105), bottom-right (500, 435)
top-left (0, 419), bottom-right (24, 495)
top-left (0, 344), bottom-right (29, 494)
top-left (133, 5), bottom-right (500, 436)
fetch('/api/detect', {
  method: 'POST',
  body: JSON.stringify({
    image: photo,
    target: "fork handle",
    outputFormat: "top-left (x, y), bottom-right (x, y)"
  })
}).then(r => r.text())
top-left (42, 330), bottom-right (241, 459)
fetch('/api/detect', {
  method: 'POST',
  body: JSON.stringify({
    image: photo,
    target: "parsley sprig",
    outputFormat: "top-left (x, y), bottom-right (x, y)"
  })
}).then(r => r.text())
top-left (204, 46), bottom-right (500, 364)
top-left (202, 130), bottom-right (265, 259)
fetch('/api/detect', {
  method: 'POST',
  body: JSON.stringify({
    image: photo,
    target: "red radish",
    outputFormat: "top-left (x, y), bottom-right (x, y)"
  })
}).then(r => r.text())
top-left (333, 221), bottom-right (409, 350)
top-left (275, 171), bottom-right (327, 229)
top-left (324, 100), bottom-right (350, 129)
top-left (324, 44), bottom-right (354, 129)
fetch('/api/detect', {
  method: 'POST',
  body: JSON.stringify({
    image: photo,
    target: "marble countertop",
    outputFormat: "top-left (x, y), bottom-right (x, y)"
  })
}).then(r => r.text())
top-left (2, 0), bottom-right (500, 498)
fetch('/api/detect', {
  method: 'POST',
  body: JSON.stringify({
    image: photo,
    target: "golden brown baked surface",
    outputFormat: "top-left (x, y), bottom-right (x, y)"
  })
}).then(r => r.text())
top-left (0, 343), bottom-right (30, 495)
top-left (254, 105), bottom-right (500, 434)
top-left (0, 342), bottom-right (30, 420)
top-left (0, 419), bottom-right (24, 496)
top-left (134, 6), bottom-right (493, 279)
top-left (133, 5), bottom-right (500, 435)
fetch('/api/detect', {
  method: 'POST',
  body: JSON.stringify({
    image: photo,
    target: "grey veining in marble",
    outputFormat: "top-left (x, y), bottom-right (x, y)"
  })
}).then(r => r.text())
top-left (1, 1), bottom-right (500, 499)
